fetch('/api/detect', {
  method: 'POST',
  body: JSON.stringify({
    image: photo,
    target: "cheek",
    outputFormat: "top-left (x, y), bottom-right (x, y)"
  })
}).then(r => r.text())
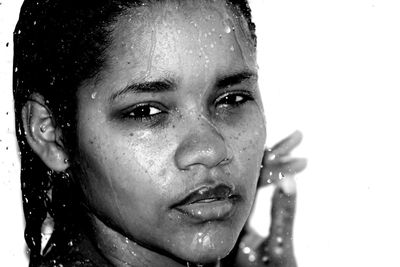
top-left (225, 106), bottom-right (266, 184)
top-left (74, 127), bottom-right (176, 226)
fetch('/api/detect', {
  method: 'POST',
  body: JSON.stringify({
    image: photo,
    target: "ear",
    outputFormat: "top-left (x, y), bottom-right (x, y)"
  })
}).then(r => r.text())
top-left (22, 93), bottom-right (70, 172)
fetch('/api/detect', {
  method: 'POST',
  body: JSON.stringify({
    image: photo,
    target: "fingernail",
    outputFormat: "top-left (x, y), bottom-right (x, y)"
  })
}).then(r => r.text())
top-left (278, 175), bottom-right (296, 195)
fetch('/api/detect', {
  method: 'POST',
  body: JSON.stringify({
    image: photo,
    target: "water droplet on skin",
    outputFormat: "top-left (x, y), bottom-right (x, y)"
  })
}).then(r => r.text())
top-left (279, 172), bottom-right (284, 180)
top-left (225, 25), bottom-right (231, 33)
top-left (91, 92), bottom-right (97, 99)
top-left (274, 246), bottom-right (284, 255)
top-left (268, 153), bottom-right (276, 160)
top-left (248, 254), bottom-right (256, 262)
top-left (230, 45), bottom-right (234, 51)
top-left (269, 171), bottom-right (273, 176)
top-left (242, 246), bottom-right (251, 254)
top-left (267, 179), bottom-right (272, 184)
top-left (262, 256), bottom-right (270, 263)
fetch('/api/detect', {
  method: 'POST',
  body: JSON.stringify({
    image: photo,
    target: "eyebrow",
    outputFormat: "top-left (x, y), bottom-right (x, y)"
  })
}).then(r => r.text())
top-left (215, 71), bottom-right (257, 89)
top-left (109, 79), bottom-right (175, 103)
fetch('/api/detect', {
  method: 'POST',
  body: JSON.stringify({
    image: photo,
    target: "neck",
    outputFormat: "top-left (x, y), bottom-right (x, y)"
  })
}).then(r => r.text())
top-left (85, 213), bottom-right (220, 267)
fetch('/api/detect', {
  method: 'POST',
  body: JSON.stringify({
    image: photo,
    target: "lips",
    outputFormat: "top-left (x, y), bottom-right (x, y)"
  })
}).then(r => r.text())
top-left (172, 184), bottom-right (240, 221)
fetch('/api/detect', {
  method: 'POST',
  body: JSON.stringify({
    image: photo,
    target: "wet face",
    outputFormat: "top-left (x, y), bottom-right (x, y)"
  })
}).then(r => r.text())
top-left (74, 1), bottom-right (266, 264)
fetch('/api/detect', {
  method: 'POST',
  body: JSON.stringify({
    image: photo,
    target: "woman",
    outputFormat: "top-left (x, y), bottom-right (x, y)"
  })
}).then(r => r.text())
top-left (13, 0), bottom-right (306, 266)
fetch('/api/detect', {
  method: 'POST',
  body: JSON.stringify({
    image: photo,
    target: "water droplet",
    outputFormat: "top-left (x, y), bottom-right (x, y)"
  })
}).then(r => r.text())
top-left (248, 254), bottom-right (256, 262)
top-left (268, 153), bottom-right (276, 160)
top-left (230, 46), bottom-right (234, 51)
top-left (91, 92), bottom-right (97, 99)
top-left (279, 172), bottom-right (284, 180)
top-left (274, 246), bottom-right (284, 255)
top-left (210, 43), bottom-right (214, 48)
top-left (262, 256), bottom-right (270, 263)
top-left (242, 246), bottom-right (251, 254)
top-left (224, 25), bottom-right (231, 33)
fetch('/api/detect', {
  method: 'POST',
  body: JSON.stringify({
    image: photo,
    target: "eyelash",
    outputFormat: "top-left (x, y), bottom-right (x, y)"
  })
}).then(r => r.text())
top-left (214, 90), bottom-right (254, 110)
top-left (120, 91), bottom-right (254, 123)
top-left (121, 103), bottom-right (166, 123)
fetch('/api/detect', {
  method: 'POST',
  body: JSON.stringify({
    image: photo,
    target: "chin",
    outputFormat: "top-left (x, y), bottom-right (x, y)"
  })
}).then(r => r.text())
top-left (172, 221), bottom-right (241, 264)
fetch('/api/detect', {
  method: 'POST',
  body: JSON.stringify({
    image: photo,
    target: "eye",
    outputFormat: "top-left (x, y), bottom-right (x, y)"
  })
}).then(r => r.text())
top-left (215, 91), bottom-right (254, 109)
top-left (121, 103), bottom-right (165, 122)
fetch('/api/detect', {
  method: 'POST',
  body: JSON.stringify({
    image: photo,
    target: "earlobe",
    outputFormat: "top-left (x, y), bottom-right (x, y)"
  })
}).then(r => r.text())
top-left (22, 94), bottom-right (70, 172)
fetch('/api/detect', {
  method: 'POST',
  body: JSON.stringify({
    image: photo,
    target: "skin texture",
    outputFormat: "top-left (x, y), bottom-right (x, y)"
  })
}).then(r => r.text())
top-left (72, 1), bottom-right (265, 266)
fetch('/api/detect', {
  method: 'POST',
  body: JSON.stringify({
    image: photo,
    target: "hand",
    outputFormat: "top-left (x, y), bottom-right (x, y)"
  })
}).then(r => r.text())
top-left (226, 131), bottom-right (306, 267)
top-left (259, 130), bottom-right (306, 187)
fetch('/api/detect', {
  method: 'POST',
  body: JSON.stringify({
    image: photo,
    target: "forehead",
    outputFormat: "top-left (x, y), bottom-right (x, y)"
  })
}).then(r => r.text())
top-left (102, 0), bottom-right (256, 84)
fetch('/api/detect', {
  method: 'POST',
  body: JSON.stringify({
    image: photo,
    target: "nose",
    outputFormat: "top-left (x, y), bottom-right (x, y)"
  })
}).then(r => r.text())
top-left (174, 117), bottom-right (231, 170)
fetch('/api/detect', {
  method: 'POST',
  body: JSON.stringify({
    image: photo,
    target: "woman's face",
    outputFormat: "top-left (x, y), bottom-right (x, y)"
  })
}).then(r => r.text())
top-left (74, 1), bottom-right (266, 264)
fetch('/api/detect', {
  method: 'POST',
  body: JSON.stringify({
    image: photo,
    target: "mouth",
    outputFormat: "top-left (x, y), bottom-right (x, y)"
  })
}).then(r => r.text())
top-left (172, 184), bottom-right (240, 222)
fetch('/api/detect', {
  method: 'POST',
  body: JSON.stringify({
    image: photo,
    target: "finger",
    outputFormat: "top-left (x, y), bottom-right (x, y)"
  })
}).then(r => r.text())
top-left (258, 158), bottom-right (307, 187)
top-left (259, 176), bottom-right (297, 266)
top-left (266, 131), bottom-right (303, 160)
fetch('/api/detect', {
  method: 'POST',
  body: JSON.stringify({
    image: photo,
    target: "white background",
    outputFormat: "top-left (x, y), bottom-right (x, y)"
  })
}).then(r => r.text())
top-left (1, 0), bottom-right (400, 266)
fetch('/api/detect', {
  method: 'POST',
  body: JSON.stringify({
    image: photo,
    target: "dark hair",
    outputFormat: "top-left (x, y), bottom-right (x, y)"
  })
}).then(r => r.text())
top-left (13, 0), bottom-right (256, 265)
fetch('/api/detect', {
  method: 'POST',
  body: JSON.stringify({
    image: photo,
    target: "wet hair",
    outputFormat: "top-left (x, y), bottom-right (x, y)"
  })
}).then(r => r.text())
top-left (13, 0), bottom-right (256, 265)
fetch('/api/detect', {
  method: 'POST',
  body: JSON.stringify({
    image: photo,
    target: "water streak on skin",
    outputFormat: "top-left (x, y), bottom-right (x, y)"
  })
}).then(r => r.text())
top-left (146, 26), bottom-right (157, 78)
